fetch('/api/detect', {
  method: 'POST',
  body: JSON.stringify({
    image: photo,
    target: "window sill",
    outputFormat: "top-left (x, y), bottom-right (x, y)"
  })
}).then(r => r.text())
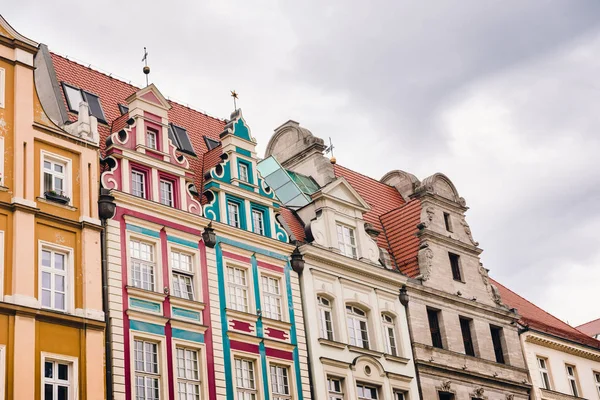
top-left (37, 196), bottom-right (77, 211)
top-left (540, 388), bottom-right (583, 400)
top-left (348, 345), bottom-right (383, 358)
top-left (168, 296), bottom-right (205, 312)
top-left (261, 316), bottom-right (291, 331)
top-left (383, 353), bottom-right (410, 364)
top-left (225, 308), bottom-right (259, 324)
top-left (126, 286), bottom-right (166, 303)
top-left (318, 338), bottom-right (347, 349)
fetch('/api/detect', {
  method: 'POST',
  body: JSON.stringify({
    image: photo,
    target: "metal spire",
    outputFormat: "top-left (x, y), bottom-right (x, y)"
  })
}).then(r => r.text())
top-left (230, 90), bottom-right (239, 110)
top-left (142, 47), bottom-right (150, 86)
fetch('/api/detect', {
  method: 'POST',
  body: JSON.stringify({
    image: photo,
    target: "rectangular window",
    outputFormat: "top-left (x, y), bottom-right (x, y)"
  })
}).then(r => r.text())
top-left (63, 83), bottom-right (84, 112)
top-left (171, 251), bottom-right (194, 301)
top-left (346, 306), bottom-right (369, 349)
top-left (62, 83), bottom-right (106, 122)
top-left (327, 378), bottom-right (344, 400)
top-left (337, 224), bottom-right (357, 258)
top-left (235, 358), bottom-right (257, 400)
top-left (382, 314), bottom-right (398, 356)
top-left (169, 124), bottom-right (196, 156)
top-left (443, 212), bottom-right (453, 232)
top-left (318, 296), bottom-right (334, 341)
top-left (439, 394), bottom-right (455, 400)
top-left (490, 325), bottom-right (505, 364)
top-left (43, 359), bottom-right (72, 400)
top-left (460, 317), bottom-right (475, 357)
top-left (270, 365), bottom-right (290, 400)
top-left (134, 340), bottom-right (160, 400)
top-left (594, 371), bottom-right (600, 397)
top-left (130, 240), bottom-right (155, 291)
top-left (262, 276), bottom-right (282, 320)
top-left (43, 157), bottom-right (67, 197)
top-left (176, 347), bottom-right (200, 400)
top-left (227, 201), bottom-right (240, 228)
top-left (40, 248), bottom-right (68, 311)
top-left (159, 180), bottom-right (173, 207)
top-left (132, 170), bottom-right (146, 198)
top-left (394, 392), bottom-right (406, 400)
top-left (449, 253), bottom-right (462, 281)
top-left (227, 266), bottom-right (249, 313)
top-left (427, 309), bottom-right (443, 349)
top-left (239, 163), bottom-right (249, 183)
top-left (566, 365), bottom-right (579, 397)
top-left (252, 210), bottom-right (265, 235)
top-left (538, 357), bottom-right (551, 390)
top-left (146, 128), bottom-right (158, 150)
top-left (357, 383), bottom-right (378, 399)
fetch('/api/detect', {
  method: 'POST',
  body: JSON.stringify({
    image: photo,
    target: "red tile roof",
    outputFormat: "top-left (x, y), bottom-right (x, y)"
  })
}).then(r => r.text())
top-left (492, 279), bottom-right (600, 349)
top-left (279, 208), bottom-right (305, 242)
top-left (380, 199), bottom-right (421, 277)
top-left (50, 53), bottom-right (225, 190)
top-left (576, 318), bottom-right (600, 337)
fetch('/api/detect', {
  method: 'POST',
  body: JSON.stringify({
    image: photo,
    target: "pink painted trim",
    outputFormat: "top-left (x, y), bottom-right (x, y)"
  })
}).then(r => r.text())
top-left (118, 215), bottom-right (132, 400)
top-left (230, 340), bottom-right (260, 355)
top-left (119, 207), bottom-right (202, 236)
top-left (144, 109), bottom-right (162, 121)
top-left (145, 119), bottom-right (162, 152)
top-left (264, 327), bottom-right (287, 340)
top-left (257, 260), bottom-right (284, 274)
top-left (221, 251), bottom-right (251, 264)
top-left (265, 347), bottom-right (293, 361)
top-left (145, 149), bottom-right (164, 161)
top-left (199, 240), bottom-right (217, 400)
top-left (230, 319), bottom-right (254, 333)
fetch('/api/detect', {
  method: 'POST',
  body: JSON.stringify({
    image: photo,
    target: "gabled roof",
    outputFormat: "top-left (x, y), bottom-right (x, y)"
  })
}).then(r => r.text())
top-left (492, 278), bottom-right (600, 349)
top-left (380, 199), bottom-right (421, 277)
top-left (50, 53), bottom-right (226, 190)
top-left (316, 176), bottom-right (371, 212)
top-left (577, 318), bottom-right (600, 337)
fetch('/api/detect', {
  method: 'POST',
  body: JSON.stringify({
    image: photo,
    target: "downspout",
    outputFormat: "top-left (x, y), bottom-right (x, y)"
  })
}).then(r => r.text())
top-left (399, 285), bottom-right (424, 400)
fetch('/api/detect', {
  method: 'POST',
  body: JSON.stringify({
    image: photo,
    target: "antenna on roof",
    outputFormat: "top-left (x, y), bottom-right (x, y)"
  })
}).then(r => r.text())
top-left (230, 90), bottom-right (239, 110)
top-left (324, 137), bottom-right (336, 164)
top-left (142, 47), bottom-right (150, 87)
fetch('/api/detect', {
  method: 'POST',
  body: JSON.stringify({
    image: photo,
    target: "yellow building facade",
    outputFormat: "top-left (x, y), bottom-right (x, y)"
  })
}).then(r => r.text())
top-left (0, 16), bottom-right (105, 399)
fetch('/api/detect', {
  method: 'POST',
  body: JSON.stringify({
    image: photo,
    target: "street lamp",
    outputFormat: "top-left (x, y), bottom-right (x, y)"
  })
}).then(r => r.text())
top-left (399, 285), bottom-right (409, 306)
top-left (290, 246), bottom-right (305, 274)
top-left (202, 222), bottom-right (217, 248)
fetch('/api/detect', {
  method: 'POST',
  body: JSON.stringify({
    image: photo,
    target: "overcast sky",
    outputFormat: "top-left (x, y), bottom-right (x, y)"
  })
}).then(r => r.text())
top-left (4, 1), bottom-right (600, 326)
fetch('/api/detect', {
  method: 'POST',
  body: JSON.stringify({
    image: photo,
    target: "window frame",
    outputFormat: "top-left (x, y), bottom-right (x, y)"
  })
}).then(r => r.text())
top-left (131, 169), bottom-right (147, 199)
top-left (594, 371), bottom-right (600, 397)
top-left (61, 82), bottom-right (107, 123)
top-left (356, 382), bottom-right (379, 400)
top-left (133, 338), bottom-right (161, 400)
top-left (175, 346), bottom-right (202, 400)
top-left (449, 252), bottom-right (462, 282)
top-left (159, 179), bottom-right (174, 207)
top-left (234, 357), bottom-right (258, 400)
top-left (459, 317), bottom-right (476, 357)
top-left (41, 150), bottom-right (72, 204)
top-left (170, 247), bottom-right (196, 301)
top-left (490, 325), bottom-right (506, 364)
top-left (327, 376), bottom-right (344, 400)
top-left (317, 295), bottom-right (335, 341)
top-left (346, 305), bottom-right (370, 349)
top-left (270, 364), bottom-right (291, 400)
top-left (565, 364), bottom-right (580, 397)
top-left (537, 356), bottom-right (552, 390)
top-left (443, 212), bottom-right (453, 232)
top-left (382, 313), bottom-right (399, 357)
top-left (146, 127), bottom-right (159, 150)
top-left (227, 201), bottom-right (241, 228)
top-left (227, 265), bottom-right (251, 313)
top-left (261, 274), bottom-right (283, 321)
top-left (129, 237), bottom-right (159, 292)
top-left (427, 308), bottom-right (444, 349)
top-left (251, 209), bottom-right (265, 236)
top-left (336, 223), bottom-right (357, 259)
top-left (41, 352), bottom-right (78, 400)
top-left (38, 241), bottom-right (74, 313)
top-left (239, 163), bottom-right (250, 183)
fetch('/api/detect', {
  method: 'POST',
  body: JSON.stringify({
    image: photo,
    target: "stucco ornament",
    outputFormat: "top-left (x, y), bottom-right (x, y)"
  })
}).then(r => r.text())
top-left (460, 216), bottom-right (479, 246)
top-left (479, 263), bottom-right (504, 306)
top-left (470, 387), bottom-right (485, 399)
top-left (423, 206), bottom-right (435, 228)
top-left (505, 395), bottom-right (514, 400)
top-left (418, 244), bottom-right (434, 281)
top-left (440, 380), bottom-right (452, 392)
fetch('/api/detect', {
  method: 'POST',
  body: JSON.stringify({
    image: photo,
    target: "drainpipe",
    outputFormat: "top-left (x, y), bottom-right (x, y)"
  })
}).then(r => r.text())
top-left (99, 189), bottom-right (116, 400)
top-left (399, 285), bottom-right (424, 400)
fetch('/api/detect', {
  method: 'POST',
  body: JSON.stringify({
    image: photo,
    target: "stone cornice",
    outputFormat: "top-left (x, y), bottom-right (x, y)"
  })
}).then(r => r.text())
top-left (0, 302), bottom-right (105, 330)
top-left (524, 331), bottom-right (600, 362)
top-left (33, 122), bottom-right (100, 148)
top-left (539, 388), bottom-right (584, 400)
top-left (417, 229), bottom-right (483, 255)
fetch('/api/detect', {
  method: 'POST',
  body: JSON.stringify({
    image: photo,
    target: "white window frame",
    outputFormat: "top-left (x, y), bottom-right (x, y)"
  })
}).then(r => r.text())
top-left (146, 128), bottom-right (158, 150)
top-left (346, 305), bottom-right (370, 349)
top-left (393, 390), bottom-right (407, 400)
top-left (41, 151), bottom-right (72, 203)
top-left (227, 201), bottom-right (240, 228)
top-left (537, 357), bottom-right (551, 390)
top-left (357, 383), bottom-right (378, 399)
top-left (382, 313), bottom-right (398, 356)
top-left (317, 295), bottom-right (334, 341)
top-left (38, 241), bottom-right (74, 313)
top-left (566, 364), bottom-right (579, 397)
top-left (336, 224), bottom-right (357, 259)
top-left (41, 352), bottom-right (78, 400)
top-left (175, 346), bottom-right (201, 400)
top-left (159, 179), bottom-right (173, 207)
top-left (170, 248), bottom-right (195, 301)
top-left (252, 209), bottom-right (265, 235)
top-left (270, 364), bottom-right (291, 400)
top-left (239, 163), bottom-right (249, 183)
top-left (131, 170), bottom-right (146, 198)
top-left (594, 371), bottom-right (600, 397)
top-left (227, 265), bottom-right (250, 313)
top-left (0, 67), bottom-right (5, 109)
top-left (234, 357), bottom-right (258, 400)
top-left (261, 275), bottom-right (283, 321)
top-left (327, 377), bottom-right (344, 400)
top-left (129, 238), bottom-right (157, 292)
top-left (133, 338), bottom-right (161, 400)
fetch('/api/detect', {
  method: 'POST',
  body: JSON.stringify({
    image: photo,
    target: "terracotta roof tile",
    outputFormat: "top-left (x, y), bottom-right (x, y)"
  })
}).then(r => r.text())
top-left (492, 279), bottom-right (600, 349)
top-left (576, 318), bottom-right (600, 337)
top-left (279, 207), bottom-right (305, 242)
top-left (380, 199), bottom-right (421, 277)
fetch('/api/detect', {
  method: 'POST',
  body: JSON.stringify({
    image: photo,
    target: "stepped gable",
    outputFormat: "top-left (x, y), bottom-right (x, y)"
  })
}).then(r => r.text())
top-left (50, 53), bottom-right (225, 190)
top-left (380, 199), bottom-right (421, 277)
top-left (492, 279), bottom-right (600, 349)
top-left (333, 164), bottom-right (405, 249)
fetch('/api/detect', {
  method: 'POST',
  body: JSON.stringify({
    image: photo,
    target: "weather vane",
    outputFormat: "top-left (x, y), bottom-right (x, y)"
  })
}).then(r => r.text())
top-left (142, 47), bottom-right (150, 87)
top-left (324, 137), bottom-right (336, 164)
top-left (230, 90), bottom-right (239, 110)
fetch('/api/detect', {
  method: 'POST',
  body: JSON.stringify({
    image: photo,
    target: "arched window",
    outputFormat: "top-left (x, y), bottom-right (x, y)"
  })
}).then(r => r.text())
top-left (381, 313), bottom-right (398, 356)
top-left (346, 305), bottom-right (369, 349)
top-left (317, 296), bottom-right (334, 341)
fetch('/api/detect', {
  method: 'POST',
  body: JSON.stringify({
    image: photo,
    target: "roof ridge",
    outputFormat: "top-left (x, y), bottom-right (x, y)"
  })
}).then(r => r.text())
top-left (50, 51), bottom-right (227, 124)
top-left (334, 164), bottom-right (397, 189)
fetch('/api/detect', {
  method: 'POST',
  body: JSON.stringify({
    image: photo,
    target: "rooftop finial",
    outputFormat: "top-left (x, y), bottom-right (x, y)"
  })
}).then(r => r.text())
top-left (142, 47), bottom-right (150, 86)
top-left (230, 90), bottom-right (239, 110)
top-left (325, 136), bottom-right (336, 164)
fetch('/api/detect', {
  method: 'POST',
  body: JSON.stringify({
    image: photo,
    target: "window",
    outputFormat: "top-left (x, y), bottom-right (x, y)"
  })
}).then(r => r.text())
top-left (594, 371), bottom-right (600, 397)
top-left (449, 253), bottom-right (462, 281)
top-left (262, 276), bottom-right (282, 320)
top-left (427, 309), bottom-right (443, 349)
top-left (43, 157), bottom-right (67, 197)
top-left (171, 251), bottom-right (194, 301)
top-left (252, 210), bottom-right (264, 235)
top-left (537, 357), bottom-right (551, 390)
top-left (239, 163), bottom-right (249, 183)
top-left (439, 394), bottom-right (454, 400)
top-left (346, 305), bottom-right (369, 349)
top-left (227, 266), bottom-right (249, 313)
top-left (159, 180), bottom-right (173, 207)
top-left (62, 83), bottom-right (106, 123)
top-left (134, 340), bottom-right (160, 400)
top-left (0, 67), bottom-right (5, 109)
top-left (382, 314), bottom-right (398, 356)
top-left (459, 317), bottom-right (475, 357)
top-left (204, 136), bottom-right (220, 151)
top-left (357, 383), bottom-right (378, 399)
top-left (43, 359), bottom-right (72, 400)
top-left (146, 128), bottom-right (158, 150)
top-left (235, 358), bottom-right (257, 400)
top-left (318, 296), bottom-right (334, 341)
top-left (394, 391), bottom-right (406, 400)
top-left (40, 248), bottom-right (68, 311)
top-left (490, 325), bottom-right (505, 364)
top-left (327, 378), bottom-right (344, 400)
top-left (169, 123), bottom-right (196, 156)
top-left (63, 83), bottom-right (83, 112)
top-left (443, 212), bottom-right (452, 232)
top-left (176, 347), bottom-right (200, 400)
top-left (227, 201), bottom-right (240, 228)
top-left (130, 240), bottom-right (155, 291)
top-left (132, 170), bottom-right (146, 198)
top-left (566, 365), bottom-right (579, 397)
top-left (270, 365), bottom-right (290, 400)
top-left (118, 104), bottom-right (129, 115)
top-left (337, 224), bottom-right (357, 258)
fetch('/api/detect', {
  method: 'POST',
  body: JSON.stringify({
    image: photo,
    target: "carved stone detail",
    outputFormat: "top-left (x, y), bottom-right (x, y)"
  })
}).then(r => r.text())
top-left (439, 380), bottom-right (452, 392)
top-left (418, 244), bottom-right (434, 281)
top-left (460, 216), bottom-right (479, 246)
top-left (479, 263), bottom-right (504, 306)
top-left (505, 395), bottom-right (514, 400)
top-left (470, 387), bottom-right (486, 399)
top-left (422, 206), bottom-right (435, 228)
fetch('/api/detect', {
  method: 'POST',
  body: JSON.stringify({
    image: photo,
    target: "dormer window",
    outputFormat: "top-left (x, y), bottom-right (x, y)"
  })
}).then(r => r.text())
top-left (336, 224), bottom-right (357, 259)
top-left (146, 128), bottom-right (158, 150)
top-left (61, 82), bottom-right (106, 123)
top-left (239, 163), bottom-right (249, 183)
